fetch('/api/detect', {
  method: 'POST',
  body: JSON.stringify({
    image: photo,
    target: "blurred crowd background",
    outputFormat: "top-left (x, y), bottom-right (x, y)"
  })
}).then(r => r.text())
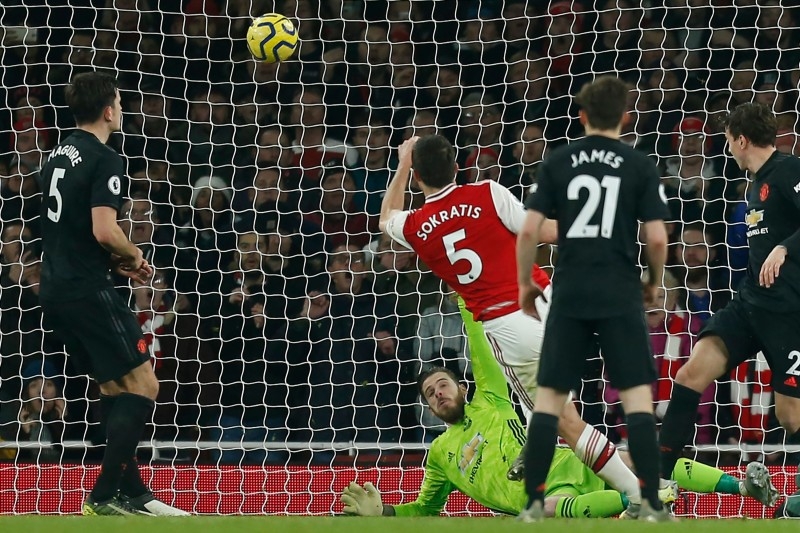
top-left (0, 0), bottom-right (795, 465)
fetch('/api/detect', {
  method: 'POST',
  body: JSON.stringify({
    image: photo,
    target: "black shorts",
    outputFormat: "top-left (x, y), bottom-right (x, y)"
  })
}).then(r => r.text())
top-left (700, 295), bottom-right (800, 397)
top-left (538, 309), bottom-right (656, 392)
top-left (42, 287), bottom-right (150, 384)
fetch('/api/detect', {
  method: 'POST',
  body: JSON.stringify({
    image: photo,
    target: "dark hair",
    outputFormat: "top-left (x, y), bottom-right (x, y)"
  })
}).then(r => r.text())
top-left (411, 135), bottom-right (456, 188)
top-left (417, 366), bottom-right (460, 402)
top-left (65, 71), bottom-right (119, 125)
top-left (575, 76), bottom-right (629, 130)
top-left (718, 102), bottom-right (777, 148)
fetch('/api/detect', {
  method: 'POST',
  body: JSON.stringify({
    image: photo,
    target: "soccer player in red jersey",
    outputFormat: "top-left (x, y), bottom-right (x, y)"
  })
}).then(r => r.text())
top-left (379, 135), bottom-right (644, 507)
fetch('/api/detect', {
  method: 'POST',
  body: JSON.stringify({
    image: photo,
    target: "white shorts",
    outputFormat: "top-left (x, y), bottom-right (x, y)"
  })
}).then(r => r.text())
top-left (481, 284), bottom-right (551, 417)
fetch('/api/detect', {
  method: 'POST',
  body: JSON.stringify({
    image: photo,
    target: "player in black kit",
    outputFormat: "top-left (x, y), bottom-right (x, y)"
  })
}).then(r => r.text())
top-left (515, 76), bottom-right (671, 521)
top-left (39, 72), bottom-right (187, 516)
top-left (655, 102), bottom-right (800, 518)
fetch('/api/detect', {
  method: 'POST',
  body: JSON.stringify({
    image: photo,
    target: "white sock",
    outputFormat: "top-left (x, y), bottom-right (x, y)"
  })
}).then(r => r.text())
top-left (575, 424), bottom-right (642, 505)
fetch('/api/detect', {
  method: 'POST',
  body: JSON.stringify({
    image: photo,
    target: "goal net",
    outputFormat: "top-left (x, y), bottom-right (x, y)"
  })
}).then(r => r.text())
top-left (0, 0), bottom-right (795, 517)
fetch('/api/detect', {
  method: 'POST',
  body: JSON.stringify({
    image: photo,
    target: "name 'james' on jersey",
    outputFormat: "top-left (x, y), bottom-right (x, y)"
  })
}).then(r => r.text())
top-left (39, 130), bottom-right (125, 302)
top-left (525, 135), bottom-right (670, 318)
top-left (737, 150), bottom-right (800, 311)
top-left (384, 180), bottom-right (551, 321)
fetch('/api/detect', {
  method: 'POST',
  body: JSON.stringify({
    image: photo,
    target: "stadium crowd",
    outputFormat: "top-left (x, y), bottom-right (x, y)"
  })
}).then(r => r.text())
top-left (0, 0), bottom-right (796, 464)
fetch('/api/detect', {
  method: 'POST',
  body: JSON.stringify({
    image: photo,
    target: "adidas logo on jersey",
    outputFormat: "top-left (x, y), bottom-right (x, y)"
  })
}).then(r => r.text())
top-left (785, 376), bottom-right (798, 388)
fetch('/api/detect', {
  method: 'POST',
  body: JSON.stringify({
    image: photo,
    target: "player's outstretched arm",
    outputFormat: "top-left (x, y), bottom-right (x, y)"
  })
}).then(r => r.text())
top-left (379, 136), bottom-right (418, 233)
top-left (342, 455), bottom-right (453, 517)
top-left (458, 298), bottom-right (513, 404)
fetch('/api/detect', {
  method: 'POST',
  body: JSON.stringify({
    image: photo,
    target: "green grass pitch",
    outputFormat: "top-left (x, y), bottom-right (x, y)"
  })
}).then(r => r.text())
top-left (0, 516), bottom-right (793, 533)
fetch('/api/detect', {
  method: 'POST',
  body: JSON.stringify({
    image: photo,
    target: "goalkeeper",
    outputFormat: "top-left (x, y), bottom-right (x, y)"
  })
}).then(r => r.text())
top-left (341, 300), bottom-right (779, 518)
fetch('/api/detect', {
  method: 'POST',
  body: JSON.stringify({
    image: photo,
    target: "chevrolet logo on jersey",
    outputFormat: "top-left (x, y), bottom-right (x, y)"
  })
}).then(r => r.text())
top-left (746, 209), bottom-right (769, 237)
top-left (745, 209), bottom-right (764, 228)
top-left (459, 433), bottom-right (486, 476)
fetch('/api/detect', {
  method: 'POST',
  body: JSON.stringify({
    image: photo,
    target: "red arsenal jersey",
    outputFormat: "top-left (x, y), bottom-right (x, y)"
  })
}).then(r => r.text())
top-left (385, 180), bottom-right (550, 321)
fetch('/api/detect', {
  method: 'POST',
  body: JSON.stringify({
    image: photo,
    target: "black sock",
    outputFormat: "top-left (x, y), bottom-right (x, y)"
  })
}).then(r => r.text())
top-left (100, 394), bottom-right (150, 498)
top-left (523, 412), bottom-right (559, 508)
top-left (92, 393), bottom-right (154, 502)
top-left (627, 411), bottom-right (662, 510)
top-left (658, 383), bottom-right (701, 479)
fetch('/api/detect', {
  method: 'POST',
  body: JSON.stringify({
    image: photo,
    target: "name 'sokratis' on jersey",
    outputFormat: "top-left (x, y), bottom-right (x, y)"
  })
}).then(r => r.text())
top-left (385, 180), bottom-right (550, 321)
top-left (738, 150), bottom-right (800, 311)
top-left (39, 130), bottom-right (125, 302)
top-left (525, 135), bottom-right (670, 318)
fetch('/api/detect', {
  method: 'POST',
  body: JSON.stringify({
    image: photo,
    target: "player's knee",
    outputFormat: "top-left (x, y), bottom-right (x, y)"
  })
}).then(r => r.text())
top-left (674, 363), bottom-right (708, 393)
top-left (121, 366), bottom-right (159, 400)
top-left (775, 402), bottom-right (800, 435)
top-left (142, 374), bottom-right (160, 400)
top-left (674, 343), bottom-right (726, 392)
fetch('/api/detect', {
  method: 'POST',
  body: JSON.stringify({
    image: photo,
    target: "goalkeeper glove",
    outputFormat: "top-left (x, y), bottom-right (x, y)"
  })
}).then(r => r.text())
top-left (341, 482), bottom-right (384, 516)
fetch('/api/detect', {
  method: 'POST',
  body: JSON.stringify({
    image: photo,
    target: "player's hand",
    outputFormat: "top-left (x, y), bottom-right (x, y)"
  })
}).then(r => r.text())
top-left (113, 258), bottom-right (152, 285)
top-left (759, 245), bottom-right (787, 288)
top-left (519, 281), bottom-right (547, 321)
top-left (397, 136), bottom-right (419, 167)
top-left (341, 482), bottom-right (384, 516)
top-left (117, 248), bottom-right (151, 277)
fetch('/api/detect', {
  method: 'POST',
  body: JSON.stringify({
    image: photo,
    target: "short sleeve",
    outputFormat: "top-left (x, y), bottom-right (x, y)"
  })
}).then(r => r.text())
top-left (90, 150), bottom-right (125, 210)
top-left (523, 160), bottom-right (557, 217)
top-left (636, 157), bottom-right (671, 222)
top-left (778, 158), bottom-right (800, 213)
top-left (489, 180), bottom-right (526, 233)
top-left (384, 210), bottom-right (412, 249)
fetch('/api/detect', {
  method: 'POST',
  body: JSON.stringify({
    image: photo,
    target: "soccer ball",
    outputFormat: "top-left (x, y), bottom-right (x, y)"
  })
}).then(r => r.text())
top-left (246, 13), bottom-right (298, 63)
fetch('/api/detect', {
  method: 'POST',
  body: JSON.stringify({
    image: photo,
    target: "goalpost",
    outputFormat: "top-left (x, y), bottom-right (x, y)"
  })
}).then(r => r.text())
top-left (0, 0), bottom-right (796, 517)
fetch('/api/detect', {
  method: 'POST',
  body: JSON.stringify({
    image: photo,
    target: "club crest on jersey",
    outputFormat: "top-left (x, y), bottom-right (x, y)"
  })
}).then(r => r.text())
top-left (760, 183), bottom-right (769, 202)
top-left (459, 432), bottom-right (486, 476)
top-left (108, 175), bottom-right (121, 195)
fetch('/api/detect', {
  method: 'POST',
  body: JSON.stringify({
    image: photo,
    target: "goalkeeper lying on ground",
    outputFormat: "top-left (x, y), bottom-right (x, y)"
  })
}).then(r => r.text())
top-left (341, 300), bottom-right (779, 518)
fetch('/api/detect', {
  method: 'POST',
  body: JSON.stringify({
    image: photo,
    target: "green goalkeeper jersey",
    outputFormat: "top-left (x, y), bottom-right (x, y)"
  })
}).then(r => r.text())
top-left (394, 301), bottom-right (584, 516)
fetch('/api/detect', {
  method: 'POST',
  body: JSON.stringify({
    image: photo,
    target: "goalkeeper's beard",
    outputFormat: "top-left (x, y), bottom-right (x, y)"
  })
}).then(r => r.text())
top-left (431, 395), bottom-right (466, 425)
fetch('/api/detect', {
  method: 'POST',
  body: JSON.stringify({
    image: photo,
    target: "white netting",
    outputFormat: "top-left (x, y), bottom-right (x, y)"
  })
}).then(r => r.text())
top-left (0, 0), bottom-right (797, 517)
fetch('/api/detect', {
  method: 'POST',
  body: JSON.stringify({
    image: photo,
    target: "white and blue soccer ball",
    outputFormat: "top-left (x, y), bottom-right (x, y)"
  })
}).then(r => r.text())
top-left (246, 13), bottom-right (298, 63)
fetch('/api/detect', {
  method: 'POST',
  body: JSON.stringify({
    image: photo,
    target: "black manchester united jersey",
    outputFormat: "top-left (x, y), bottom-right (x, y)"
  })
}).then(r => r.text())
top-left (737, 150), bottom-right (800, 311)
top-left (39, 130), bottom-right (125, 302)
top-left (525, 135), bottom-right (670, 318)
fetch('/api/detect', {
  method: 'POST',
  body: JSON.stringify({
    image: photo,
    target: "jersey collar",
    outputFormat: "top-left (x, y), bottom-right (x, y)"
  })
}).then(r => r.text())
top-left (425, 183), bottom-right (458, 203)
